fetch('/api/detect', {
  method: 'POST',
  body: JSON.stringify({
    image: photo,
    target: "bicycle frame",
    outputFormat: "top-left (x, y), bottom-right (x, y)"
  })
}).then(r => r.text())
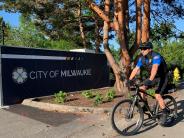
top-left (132, 84), bottom-right (158, 117)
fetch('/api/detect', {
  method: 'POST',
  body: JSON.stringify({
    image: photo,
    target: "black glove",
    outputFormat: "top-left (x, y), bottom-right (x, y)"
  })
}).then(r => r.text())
top-left (127, 80), bottom-right (134, 86)
top-left (144, 79), bottom-right (153, 87)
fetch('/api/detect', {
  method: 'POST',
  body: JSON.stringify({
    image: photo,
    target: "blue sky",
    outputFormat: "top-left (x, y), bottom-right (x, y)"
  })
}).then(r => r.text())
top-left (174, 19), bottom-right (184, 33)
top-left (0, 10), bottom-right (20, 27)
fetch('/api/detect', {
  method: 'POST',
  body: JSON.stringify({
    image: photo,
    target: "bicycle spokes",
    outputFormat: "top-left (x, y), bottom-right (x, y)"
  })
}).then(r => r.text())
top-left (111, 99), bottom-right (144, 136)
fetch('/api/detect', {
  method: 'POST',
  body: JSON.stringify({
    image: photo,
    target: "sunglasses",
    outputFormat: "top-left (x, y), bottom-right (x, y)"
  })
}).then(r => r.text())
top-left (140, 48), bottom-right (148, 50)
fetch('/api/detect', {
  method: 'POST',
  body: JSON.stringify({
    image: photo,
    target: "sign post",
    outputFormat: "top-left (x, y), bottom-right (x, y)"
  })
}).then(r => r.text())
top-left (0, 47), bottom-right (2, 107)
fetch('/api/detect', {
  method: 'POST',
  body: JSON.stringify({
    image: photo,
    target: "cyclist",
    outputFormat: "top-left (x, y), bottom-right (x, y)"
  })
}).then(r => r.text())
top-left (128, 41), bottom-right (169, 125)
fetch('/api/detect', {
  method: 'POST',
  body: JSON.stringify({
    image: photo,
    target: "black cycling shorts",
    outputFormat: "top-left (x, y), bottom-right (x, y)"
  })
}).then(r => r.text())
top-left (155, 73), bottom-right (168, 94)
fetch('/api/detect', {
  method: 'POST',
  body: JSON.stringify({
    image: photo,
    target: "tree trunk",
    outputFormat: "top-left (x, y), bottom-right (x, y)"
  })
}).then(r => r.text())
top-left (142, 0), bottom-right (150, 42)
top-left (130, 0), bottom-right (142, 57)
top-left (114, 0), bottom-right (130, 73)
top-left (94, 16), bottom-right (101, 53)
top-left (87, 0), bottom-right (130, 95)
top-left (103, 0), bottom-right (124, 94)
top-left (114, 0), bottom-right (130, 94)
top-left (86, 0), bottom-right (114, 28)
top-left (136, 0), bottom-right (142, 50)
top-left (87, 0), bottom-right (110, 23)
top-left (124, 0), bottom-right (129, 49)
top-left (78, 1), bottom-right (87, 48)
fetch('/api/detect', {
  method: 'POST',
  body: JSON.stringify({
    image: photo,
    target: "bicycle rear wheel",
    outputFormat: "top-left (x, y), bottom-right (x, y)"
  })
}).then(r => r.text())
top-left (156, 95), bottom-right (177, 127)
top-left (111, 99), bottom-right (144, 136)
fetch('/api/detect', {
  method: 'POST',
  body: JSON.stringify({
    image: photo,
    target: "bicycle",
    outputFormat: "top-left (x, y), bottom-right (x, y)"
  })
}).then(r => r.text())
top-left (111, 82), bottom-right (178, 136)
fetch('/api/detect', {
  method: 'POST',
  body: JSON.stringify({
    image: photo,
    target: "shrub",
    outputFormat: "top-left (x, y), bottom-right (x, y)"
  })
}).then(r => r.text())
top-left (54, 91), bottom-right (67, 103)
top-left (94, 93), bottom-right (103, 106)
top-left (146, 89), bottom-right (155, 97)
top-left (105, 88), bottom-right (116, 101)
top-left (81, 90), bottom-right (94, 99)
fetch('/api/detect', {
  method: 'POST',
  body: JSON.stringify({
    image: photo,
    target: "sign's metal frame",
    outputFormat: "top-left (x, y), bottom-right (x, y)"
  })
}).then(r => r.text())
top-left (0, 47), bottom-right (3, 107)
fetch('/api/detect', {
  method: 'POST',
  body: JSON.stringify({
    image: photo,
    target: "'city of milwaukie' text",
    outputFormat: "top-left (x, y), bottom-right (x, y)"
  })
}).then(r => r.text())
top-left (29, 69), bottom-right (92, 79)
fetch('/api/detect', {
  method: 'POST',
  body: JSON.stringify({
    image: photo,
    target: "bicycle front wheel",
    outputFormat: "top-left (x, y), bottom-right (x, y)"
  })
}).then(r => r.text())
top-left (111, 99), bottom-right (144, 136)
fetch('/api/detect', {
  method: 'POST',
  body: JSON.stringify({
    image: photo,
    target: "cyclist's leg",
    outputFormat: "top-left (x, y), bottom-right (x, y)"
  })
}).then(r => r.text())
top-left (139, 85), bottom-right (148, 111)
top-left (155, 94), bottom-right (165, 109)
top-left (155, 75), bottom-right (168, 109)
top-left (155, 75), bottom-right (169, 124)
top-left (139, 85), bottom-right (147, 101)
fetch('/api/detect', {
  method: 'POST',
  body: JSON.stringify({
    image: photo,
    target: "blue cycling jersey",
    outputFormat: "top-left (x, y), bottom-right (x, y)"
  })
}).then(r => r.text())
top-left (136, 54), bottom-right (161, 68)
top-left (136, 51), bottom-right (168, 77)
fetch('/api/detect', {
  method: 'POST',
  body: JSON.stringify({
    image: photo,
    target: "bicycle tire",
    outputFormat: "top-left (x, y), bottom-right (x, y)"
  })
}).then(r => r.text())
top-left (155, 95), bottom-right (177, 127)
top-left (111, 99), bottom-right (144, 136)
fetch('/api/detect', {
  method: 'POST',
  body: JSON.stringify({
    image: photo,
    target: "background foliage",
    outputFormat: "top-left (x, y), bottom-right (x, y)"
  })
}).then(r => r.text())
top-left (0, 0), bottom-right (183, 77)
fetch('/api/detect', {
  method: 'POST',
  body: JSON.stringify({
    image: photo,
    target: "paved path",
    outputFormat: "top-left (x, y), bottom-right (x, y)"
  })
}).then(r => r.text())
top-left (0, 82), bottom-right (184, 138)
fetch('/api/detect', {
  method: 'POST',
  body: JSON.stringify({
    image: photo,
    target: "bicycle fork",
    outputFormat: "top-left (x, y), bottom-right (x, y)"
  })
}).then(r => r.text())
top-left (128, 96), bottom-right (138, 119)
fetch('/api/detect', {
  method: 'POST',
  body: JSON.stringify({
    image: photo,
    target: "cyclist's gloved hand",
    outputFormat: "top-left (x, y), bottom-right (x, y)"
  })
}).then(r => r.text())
top-left (144, 79), bottom-right (153, 87)
top-left (127, 79), bottom-right (134, 86)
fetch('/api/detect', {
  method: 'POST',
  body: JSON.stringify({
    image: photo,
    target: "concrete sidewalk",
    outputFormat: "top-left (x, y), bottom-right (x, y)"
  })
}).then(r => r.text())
top-left (1, 84), bottom-right (184, 138)
top-left (0, 105), bottom-right (113, 138)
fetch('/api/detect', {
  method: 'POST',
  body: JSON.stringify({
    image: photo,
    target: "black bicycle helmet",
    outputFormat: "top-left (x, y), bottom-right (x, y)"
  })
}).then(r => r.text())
top-left (139, 41), bottom-right (153, 49)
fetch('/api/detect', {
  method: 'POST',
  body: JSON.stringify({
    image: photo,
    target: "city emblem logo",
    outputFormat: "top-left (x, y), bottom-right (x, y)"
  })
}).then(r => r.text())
top-left (12, 67), bottom-right (28, 84)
